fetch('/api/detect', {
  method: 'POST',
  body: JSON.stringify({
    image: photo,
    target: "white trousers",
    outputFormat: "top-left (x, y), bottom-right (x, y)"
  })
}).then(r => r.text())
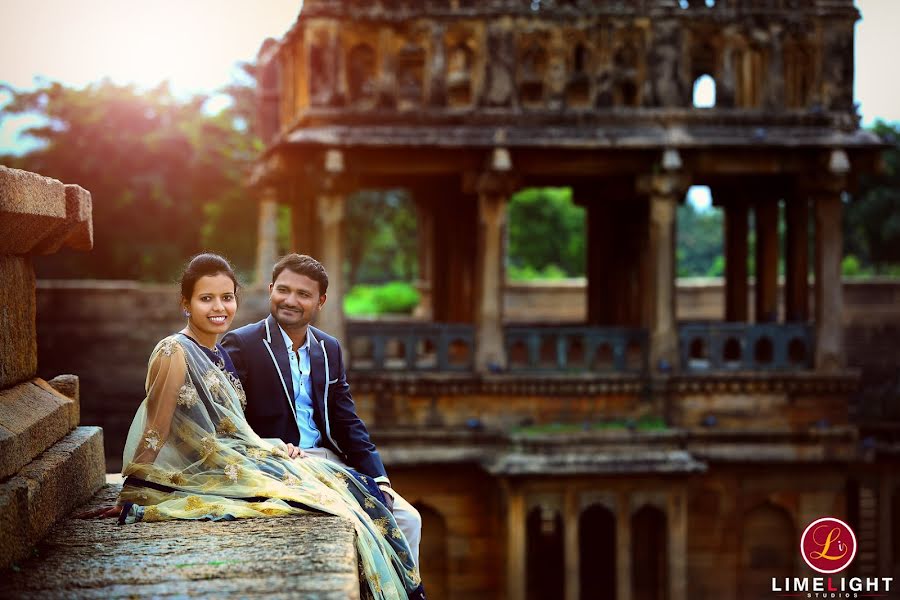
top-left (303, 446), bottom-right (421, 568)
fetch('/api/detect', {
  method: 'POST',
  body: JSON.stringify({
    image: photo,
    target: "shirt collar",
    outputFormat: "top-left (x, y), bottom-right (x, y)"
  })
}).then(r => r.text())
top-left (277, 324), bottom-right (311, 353)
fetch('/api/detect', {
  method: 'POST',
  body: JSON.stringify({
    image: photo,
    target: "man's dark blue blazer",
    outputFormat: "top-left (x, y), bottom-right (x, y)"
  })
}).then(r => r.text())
top-left (221, 314), bottom-right (388, 480)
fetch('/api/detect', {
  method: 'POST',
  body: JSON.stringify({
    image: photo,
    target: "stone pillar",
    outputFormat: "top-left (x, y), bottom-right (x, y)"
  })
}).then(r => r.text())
top-left (0, 166), bottom-right (104, 569)
top-left (564, 489), bottom-right (580, 600)
top-left (255, 187), bottom-right (280, 285)
top-left (639, 173), bottom-right (686, 372)
top-left (754, 198), bottom-right (780, 323)
top-left (785, 194), bottom-right (810, 322)
top-left (723, 196), bottom-right (749, 322)
top-left (668, 486), bottom-right (688, 600)
top-left (316, 191), bottom-right (347, 342)
top-left (290, 179), bottom-right (320, 257)
top-left (616, 493), bottom-right (632, 600)
top-left (814, 182), bottom-right (846, 371)
top-left (506, 484), bottom-right (526, 600)
top-left (412, 194), bottom-right (434, 320)
top-left (472, 171), bottom-right (514, 372)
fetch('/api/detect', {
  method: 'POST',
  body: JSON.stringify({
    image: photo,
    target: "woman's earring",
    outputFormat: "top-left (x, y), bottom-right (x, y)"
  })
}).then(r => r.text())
top-left (183, 310), bottom-right (191, 317)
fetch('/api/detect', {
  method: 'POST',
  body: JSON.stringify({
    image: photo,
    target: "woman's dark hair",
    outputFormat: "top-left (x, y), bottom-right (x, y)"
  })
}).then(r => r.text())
top-left (180, 253), bottom-right (240, 302)
top-left (271, 253), bottom-right (329, 295)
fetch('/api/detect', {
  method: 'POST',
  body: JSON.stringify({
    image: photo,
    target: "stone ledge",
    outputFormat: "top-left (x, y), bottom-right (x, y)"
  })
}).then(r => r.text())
top-left (0, 379), bottom-right (78, 481)
top-left (0, 426), bottom-right (105, 569)
top-left (0, 256), bottom-right (36, 389)
top-left (0, 484), bottom-right (360, 599)
top-left (31, 184), bottom-right (94, 254)
top-left (0, 165), bottom-right (66, 256)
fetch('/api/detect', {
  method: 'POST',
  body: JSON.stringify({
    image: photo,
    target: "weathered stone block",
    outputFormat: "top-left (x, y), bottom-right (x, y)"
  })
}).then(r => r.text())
top-left (44, 374), bottom-right (81, 428)
top-left (0, 426), bottom-right (105, 569)
top-left (0, 477), bottom-right (29, 569)
top-left (0, 165), bottom-right (67, 255)
top-left (0, 255), bottom-right (36, 389)
top-left (0, 380), bottom-right (74, 481)
top-left (31, 184), bottom-right (94, 254)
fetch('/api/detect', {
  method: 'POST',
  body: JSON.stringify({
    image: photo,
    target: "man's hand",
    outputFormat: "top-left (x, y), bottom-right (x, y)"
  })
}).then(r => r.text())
top-left (285, 443), bottom-right (306, 459)
top-left (378, 483), bottom-right (395, 512)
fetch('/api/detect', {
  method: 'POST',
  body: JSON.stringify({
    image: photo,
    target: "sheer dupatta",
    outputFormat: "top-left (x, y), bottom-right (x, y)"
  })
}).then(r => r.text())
top-left (121, 335), bottom-right (424, 600)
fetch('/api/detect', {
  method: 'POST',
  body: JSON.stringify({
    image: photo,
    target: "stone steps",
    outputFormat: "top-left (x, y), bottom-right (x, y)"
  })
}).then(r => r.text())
top-left (0, 484), bottom-right (361, 599)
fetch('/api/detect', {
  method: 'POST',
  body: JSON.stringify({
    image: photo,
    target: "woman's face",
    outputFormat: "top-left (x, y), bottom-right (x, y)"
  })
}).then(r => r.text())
top-left (183, 273), bottom-right (237, 339)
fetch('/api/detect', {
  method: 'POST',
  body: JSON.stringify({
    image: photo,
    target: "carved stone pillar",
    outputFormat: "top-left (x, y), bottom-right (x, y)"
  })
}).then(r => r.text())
top-left (616, 493), bottom-right (632, 600)
top-left (255, 186), bottom-right (280, 285)
top-left (785, 193), bottom-right (810, 322)
top-left (472, 171), bottom-right (515, 372)
top-left (290, 178), bottom-right (320, 258)
top-left (639, 173), bottom-right (687, 372)
top-left (723, 195), bottom-right (749, 322)
top-left (412, 194), bottom-right (434, 320)
top-left (506, 483), bottom-right (526, 600)
top-left (668, 486), bottom-right (688, 600)
top-left (316, 191), bottom-right (346, 342)
top-left (813, 179), bottom-right (846, 371)
top-left (564, 489), bottom-right (580, 600)
top-left (754, 198), bottom-right (780, 323)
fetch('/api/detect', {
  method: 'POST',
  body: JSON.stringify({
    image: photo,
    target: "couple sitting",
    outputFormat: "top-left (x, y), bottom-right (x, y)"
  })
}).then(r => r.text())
top-left (101, 252), bottom-right (423, 600)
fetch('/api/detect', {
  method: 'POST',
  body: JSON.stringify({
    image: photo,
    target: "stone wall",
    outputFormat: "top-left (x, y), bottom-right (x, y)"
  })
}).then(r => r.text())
top-left (0, 166), bottom-right (105, 569)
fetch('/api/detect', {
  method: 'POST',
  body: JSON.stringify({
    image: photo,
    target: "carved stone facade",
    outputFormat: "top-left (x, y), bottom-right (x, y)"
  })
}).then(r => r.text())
top-left (248, 2), bottom-right (891, 598)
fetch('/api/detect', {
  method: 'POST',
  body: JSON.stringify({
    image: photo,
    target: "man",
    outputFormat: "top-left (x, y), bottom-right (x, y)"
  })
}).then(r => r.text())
top-left (222, 253), bottom-right (421, 565)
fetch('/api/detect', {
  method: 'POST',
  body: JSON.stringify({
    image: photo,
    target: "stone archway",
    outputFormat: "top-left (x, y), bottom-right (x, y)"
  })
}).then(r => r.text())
top-left (631, 504), bottom-right (668, 600)
top-left (579, 503), bottom-right (617, 600)
top-left (526, 505), bottom-right (565, 600)
top-left (414, 502), bottom-right (449, 600)
top-left (739, 502), bottom-right (795, 600)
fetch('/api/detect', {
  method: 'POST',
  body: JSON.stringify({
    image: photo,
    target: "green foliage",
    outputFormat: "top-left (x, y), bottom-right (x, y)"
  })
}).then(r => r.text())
top-left (676, 202), bottom-right (724, 277)
top-left (0, 72), bottom-right (260, 280)
top-left (507, 187), bottom-right (585, 278)
top-left (845, 120), bottom-right (900, 272)
top-left (344, 281), bottom-right (420, 316)
top-left (344, 190), bottom-right (418, 285)
top-left (507, 263), bottom-right (569, 281)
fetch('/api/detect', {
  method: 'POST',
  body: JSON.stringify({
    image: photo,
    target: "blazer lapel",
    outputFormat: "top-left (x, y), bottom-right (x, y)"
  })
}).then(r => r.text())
top-left (308, 328), bottom-right (327, 415)
top-left (263, 315), bottom-right (295, 408)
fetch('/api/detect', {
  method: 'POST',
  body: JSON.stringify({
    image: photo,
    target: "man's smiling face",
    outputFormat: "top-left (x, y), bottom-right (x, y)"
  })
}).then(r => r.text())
top-left (269, 269), bottom-right (325, 332)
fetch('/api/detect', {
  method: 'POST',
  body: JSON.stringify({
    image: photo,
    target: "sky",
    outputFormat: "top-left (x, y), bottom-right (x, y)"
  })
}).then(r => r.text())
top-left (0, 0), bottom-right (897, 210)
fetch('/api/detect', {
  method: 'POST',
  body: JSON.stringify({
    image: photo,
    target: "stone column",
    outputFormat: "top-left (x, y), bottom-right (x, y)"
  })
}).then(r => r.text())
top-left (564, 489), bottom-right (580, 600)
top-left (814, 181), bottom-right (846, 371)
top-left (412, 194), bottom-right (434, 320)
top-left (616, 493), bottom-right (632, 600)
top-left (723, 196), bottom-right (749, 322)
top-left (754, 198), bottom-right (780, 323)
top-left (472, 171), bottom-right (514, 372)
top-left (255, 186), bottom-right (280, 285)
top-left (506, 484), bottom-right (526, 600)
top-left (316, 191), bottom-right (347, 342)
top-left (668, 486), bottom-right (688, 600)
top-left (639, 173), bottom-right (686, 372)
top-left (785, 193), bottom-right (810, 322)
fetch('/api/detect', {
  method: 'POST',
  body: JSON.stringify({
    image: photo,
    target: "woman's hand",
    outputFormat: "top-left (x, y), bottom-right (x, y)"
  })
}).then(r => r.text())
top-left (76, 505), bottom-right (123, 519)
top-left (285, 443), bottom-right (306, 459)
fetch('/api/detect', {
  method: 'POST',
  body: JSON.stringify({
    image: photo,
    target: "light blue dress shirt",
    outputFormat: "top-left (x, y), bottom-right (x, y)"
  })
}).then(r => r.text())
top-left (278, 325), bottom-right (321, 449)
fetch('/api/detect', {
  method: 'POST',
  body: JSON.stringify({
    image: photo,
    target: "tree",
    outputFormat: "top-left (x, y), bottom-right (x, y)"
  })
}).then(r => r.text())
top-left (507, 187), bottom-right (586, 278)
top-left (844, 120), bottom-right (900, 270)
top-left (0, 73), bottom-right (260, 281)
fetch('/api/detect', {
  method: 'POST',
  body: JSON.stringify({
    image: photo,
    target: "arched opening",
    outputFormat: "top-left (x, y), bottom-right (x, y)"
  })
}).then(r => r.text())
top-left (693, 74), bottom-right (717, 108)
top-left (414, 502), bottom-right (449, 600)
top-left (580, 504), bottom-right (616, 599)
top-left (631, 505), bottom-right (668, 600)
top-left (740, 503), bottom-right (795, 600)
top-left (527, 506), bottom-right (565, 599)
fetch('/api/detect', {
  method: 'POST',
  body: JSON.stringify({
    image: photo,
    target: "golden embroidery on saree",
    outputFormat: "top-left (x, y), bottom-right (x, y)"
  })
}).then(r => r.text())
top-left (216, 416), bottom-right (237, 437)
top-left (143, 429), bottom-right (162, 451)
top-left (177, 381), bottom-right (199, 408)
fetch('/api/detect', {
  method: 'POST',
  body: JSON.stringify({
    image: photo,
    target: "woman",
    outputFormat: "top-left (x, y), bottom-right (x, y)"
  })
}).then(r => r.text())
top-left (99, 254), bottom-right (424, 600)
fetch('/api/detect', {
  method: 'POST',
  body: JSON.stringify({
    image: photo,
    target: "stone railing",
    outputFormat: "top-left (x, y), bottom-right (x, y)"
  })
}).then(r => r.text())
top-left (347, 321), bottom-right (476, 372)
top-left (678, 322), bottom-right (814, 371)
top-left (504, 325), bottom-right (648, 373)
top-left (0, 166), bottom-right (104, 568)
